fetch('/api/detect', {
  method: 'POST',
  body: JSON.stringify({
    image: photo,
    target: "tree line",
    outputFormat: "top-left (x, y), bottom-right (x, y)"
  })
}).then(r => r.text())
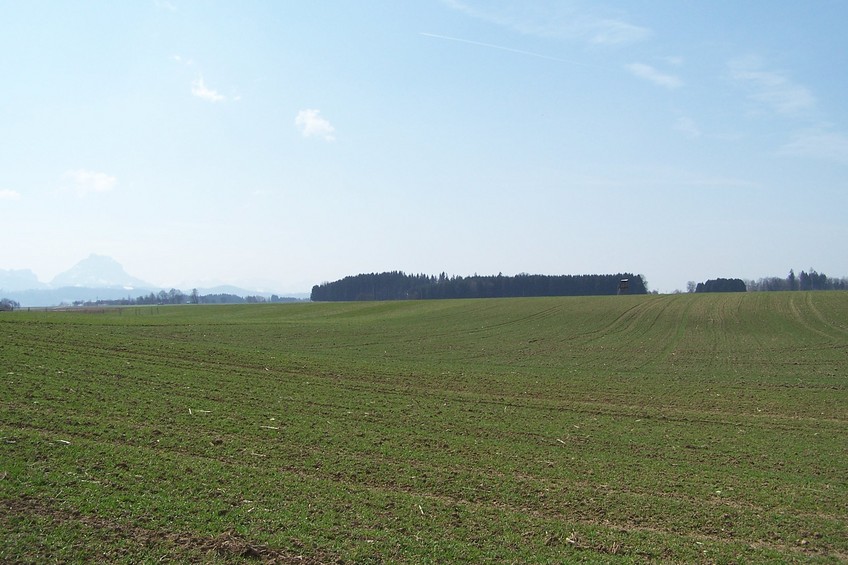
top-left (744, 269), bottom-right (847, 292)
top-left (68, 290), bottom-right (300, 307)
top-left (686, 269), bottom-right (847, 293)
top-left (311, 272), bottom-right (646, 301)
top-left (694, 278), bottom-right (747, 293)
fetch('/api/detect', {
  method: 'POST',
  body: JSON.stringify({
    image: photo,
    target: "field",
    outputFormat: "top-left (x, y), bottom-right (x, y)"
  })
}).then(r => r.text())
top-left (1, 292), bottom-right (846, 563)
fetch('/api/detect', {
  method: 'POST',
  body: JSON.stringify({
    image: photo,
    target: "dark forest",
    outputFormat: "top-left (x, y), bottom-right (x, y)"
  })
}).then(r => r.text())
top-left (311, 272), bottom-right (646, 301)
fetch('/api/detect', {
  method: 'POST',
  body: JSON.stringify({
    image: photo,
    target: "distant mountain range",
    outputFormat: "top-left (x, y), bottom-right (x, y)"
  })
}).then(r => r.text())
top-left (0, 254), bottom-right (307, 307)
top-left (0, 254), bottom-right (151, 292)
top-left (49, 254), bottom-right (154, 289)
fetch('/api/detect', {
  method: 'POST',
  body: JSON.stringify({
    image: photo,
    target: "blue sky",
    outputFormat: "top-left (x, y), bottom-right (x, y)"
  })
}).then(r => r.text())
top-left (2, 1), bottom-right (846, 293)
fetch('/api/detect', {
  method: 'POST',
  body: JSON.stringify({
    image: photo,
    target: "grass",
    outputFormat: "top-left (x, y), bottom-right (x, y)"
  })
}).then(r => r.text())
top-left (1, 292), bottom-right (846, 562)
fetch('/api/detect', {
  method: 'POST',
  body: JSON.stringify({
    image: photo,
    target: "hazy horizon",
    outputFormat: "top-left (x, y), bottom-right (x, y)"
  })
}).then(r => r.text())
top-left (1, 254), bottom-right (309, 294)
top-left (2, 2), bottom-right (847, 293)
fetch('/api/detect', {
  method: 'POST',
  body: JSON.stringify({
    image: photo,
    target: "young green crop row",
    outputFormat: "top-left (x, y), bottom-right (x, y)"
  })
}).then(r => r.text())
top-left (1, 292), bottom-right (846, 562)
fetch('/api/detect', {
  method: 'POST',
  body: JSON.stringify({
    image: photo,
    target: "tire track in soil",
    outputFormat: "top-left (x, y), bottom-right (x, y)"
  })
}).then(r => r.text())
top-left (564, 300), bottom-right (656, 347)
top-left (466, 304), bottom-right (566, 333)
top-left (536, 296), bottom-right (692, 372)
top-left (808, 293), bottom-right (848, 334)
top-left (788, 294), bottom-right (848, 343)
top-left (630, 295), bottom-right (694, 372)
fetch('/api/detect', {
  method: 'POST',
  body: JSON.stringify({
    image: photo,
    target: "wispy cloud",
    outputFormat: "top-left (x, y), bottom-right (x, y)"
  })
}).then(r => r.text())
top-left (780, 129), bottom-right (848, 164)
top-left (637, 167), bottom-right (760, 190)
top-left (679, 175), bottom-right (760, 190)
top-left (579, 168), bottom-right (759, 191)
top-left (191, 76), bottom-right (225, 102)
top-left (154, 0), bottom-right (177, 12)
top-left (0, 189), bottom-right (21, 201)
top-left (674, 116), bottom-right (701, 138)
top-left (442, 0), bottom-right (651, 46)
top-left (63, 169), bottom-right (117, 196)
top-left (626, 62), bottom-right (682, 89)
top-left (295, 109), bottom-right (336, 142)
top-left (728, 56), bottom-right (814, 115)
top-left (171, 54), bottom-right (194, 66)
top-left (588, 18), bottom-right (651, 46)
top-left (420, 32), bottom-right (578, 64)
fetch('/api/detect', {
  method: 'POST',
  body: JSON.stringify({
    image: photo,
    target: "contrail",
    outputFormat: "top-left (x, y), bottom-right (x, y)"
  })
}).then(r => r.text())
top-left (419, 32), bottom-right (594, 67)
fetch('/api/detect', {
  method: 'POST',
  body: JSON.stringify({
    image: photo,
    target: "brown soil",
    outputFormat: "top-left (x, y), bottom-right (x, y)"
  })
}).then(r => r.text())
top-left (2, 496), bottom-right (342, 564)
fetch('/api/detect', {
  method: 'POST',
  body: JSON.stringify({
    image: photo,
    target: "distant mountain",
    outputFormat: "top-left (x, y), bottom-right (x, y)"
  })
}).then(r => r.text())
top-left (196, 284), bottom-right (265, 296)
top-left (51, 254), bottom-right (154, 289)
top-left (1, 254), bottom-right (307, 307)
top-left (0, 268), bottom-right (47, 291)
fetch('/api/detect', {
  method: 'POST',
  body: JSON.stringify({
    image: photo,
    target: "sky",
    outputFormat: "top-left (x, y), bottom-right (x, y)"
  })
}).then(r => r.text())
top-left (2, 0), bottom-right (847, 294)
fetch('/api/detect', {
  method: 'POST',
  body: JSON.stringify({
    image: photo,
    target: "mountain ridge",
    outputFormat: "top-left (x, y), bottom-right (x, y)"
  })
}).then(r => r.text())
top-left (1, 255), bottom-right (307, 307)
top-left (50, 254), bottom-right (155, 289)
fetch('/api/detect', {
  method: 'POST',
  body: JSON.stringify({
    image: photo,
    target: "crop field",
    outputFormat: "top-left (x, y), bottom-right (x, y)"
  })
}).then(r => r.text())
top-left (1, 292), bottom-right (847, 563)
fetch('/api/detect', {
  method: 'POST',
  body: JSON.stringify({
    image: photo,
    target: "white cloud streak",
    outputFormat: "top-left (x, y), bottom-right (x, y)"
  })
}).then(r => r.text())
top-left (588, 18), bottom-right (651, 46)
top-left (626, 62), bottom-right (682, 89)
top-left (420, 32), bottom-right (574, 63)
top-left (0, 189), bottom-right (21, 201)
top-left (729, 56), bottom-right (814, 115)
top-left (171, 54), bottom-right (193, 66)
top-left (154, 0), bottom-right (177, 12)
top-left (780, 130), bottom-right (848, 164)
top-left (442, 0), bottom-right (651, 46)
top-left (191, 77), bottom-right (225, 102)
top-left (674, 116), bottom-right (701, 138)
top-left (64, 169), bottom-right (117, 196)
top-left (295, 109), bottom-right (336, 142)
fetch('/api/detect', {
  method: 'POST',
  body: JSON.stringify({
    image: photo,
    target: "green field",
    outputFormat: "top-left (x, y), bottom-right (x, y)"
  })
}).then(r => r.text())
top-left (1, 292), bottom-right (846, 563)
